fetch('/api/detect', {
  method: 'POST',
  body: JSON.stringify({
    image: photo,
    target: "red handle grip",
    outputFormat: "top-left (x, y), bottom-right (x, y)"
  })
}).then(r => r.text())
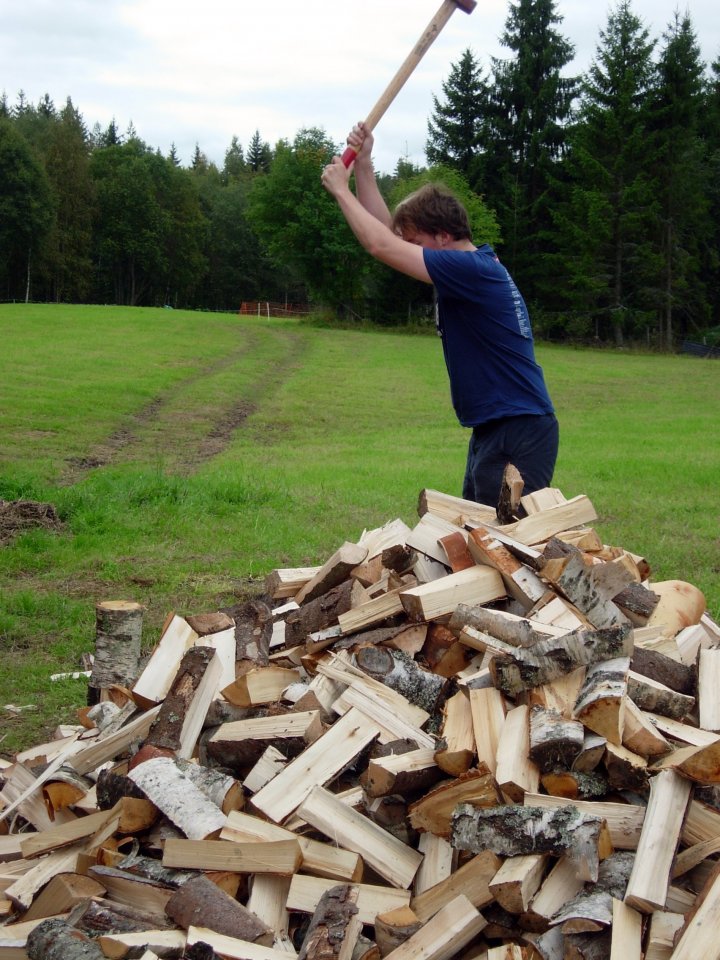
top-left (341, 145), bottom-right (357, 168)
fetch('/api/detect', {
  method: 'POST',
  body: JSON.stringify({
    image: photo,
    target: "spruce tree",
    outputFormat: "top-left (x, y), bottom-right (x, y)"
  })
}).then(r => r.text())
top-left (426, 48), bottom-right (487, 187)
top-left (548, 1), bottom-right (658, 344)
top-left (482, 0), bottom-right (577, 299)
top-left (649, 11), bottom-right (710, 347)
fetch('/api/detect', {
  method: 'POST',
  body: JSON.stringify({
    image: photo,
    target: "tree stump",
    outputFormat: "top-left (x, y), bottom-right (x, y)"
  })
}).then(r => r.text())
top-left (88, 600), bottom-right (144, 705)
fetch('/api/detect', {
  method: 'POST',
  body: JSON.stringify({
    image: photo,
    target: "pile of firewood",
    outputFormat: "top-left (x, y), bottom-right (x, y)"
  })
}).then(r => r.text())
top-left (2, 481), bottom-right (720, 960)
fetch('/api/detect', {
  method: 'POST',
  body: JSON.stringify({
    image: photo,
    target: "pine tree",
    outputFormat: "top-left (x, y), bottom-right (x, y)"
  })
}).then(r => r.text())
top-left (426, 48), bottom-right (487, 187)
top-left (482, 0), bottom-right (577, 299)
top-left (548, 1), bottom-right (659, 343)
top-left (701, 58), bottom-right (720, 327)
top-left (649, 11), bottom-right (709, 347)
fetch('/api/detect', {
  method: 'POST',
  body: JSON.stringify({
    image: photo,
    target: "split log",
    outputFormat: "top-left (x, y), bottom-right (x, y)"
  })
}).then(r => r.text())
top-left (335, 585), bottom-right (407, 636)
top-left (483, 624), bottom-right (633, 697)
top-left (627, 670), bottom-right (695, 720)
top-left (624, 770), bottom-right (691, 912)
top-left (97, 928), bottom-right (187, 957)
top-left (86, 863), bottom-right (174, 917)
top-left (621, 698), bottom-right (671, 759)
top-left (467, 526), bottom-right (547, 609)
top-left (422, 623), bottom-right (470, 677)
top-left (375, 906), bottom-right (422, 957)
top-left (221, 665), bottom-right (301, 708)
top-left (603, 742), bottom-right (648, 791)
top-left (666, 865), bottom-right (720, 960)
top-left (452, 804), bottom-right (612, 882)
top-left (417, 488), bottom-right (497, 524)
top-left (131, 614), bottom-right (198, 708)
top-left (287, 874), bottom-right (410, 926)
top-left (295, 542), bottom-right (368, 605)
top-left (88, 600), bottom-right (144, 704)
top-left (496, 704), bottom-right (540, 803)
top-left (143, 645), bottom-right (222, 758)
top-left (378, 894), bottom-right (486, 960)
top-left (645, 911), bottom-right (685, 960)
top-left (497, 463), bottom-right (524, 524)
top-left (572, 733), bottom-right (607, 773)
top-left (26, 918), bottom-right (106, 960)
top-left (252, 708), bottom-right (380, 823)
top-left (434, 690), bottom-right (475, 777)
top-left (496, 494), bottom-right (598, 545)
top-left (284, 580), bottom-right (356, 647)
top-left (413, 834), bottom-right (454, 895)
top-left (222, 809), bottom-right (363, 882)
top-left (185, 611), bottom-right (234, 635)
top-left (438, 531), bottom-right (476, 572)
top-left (529, 706), bottom-right (585, 773)
top-left (206, 709), bottom-right (324, 772)
top-left (162, 838), bottom-right (301, 876)
top-left (613, 581), bottom-right (660, 625)
top-left (400, 565), bottom-right (506, 622)
top-left (630, 640), bottom-right (697, 697)
top-left (523, 857), bottom-right (585, 932)
top-left (297, 883), bottom-right (362, 960)
top-left (489, 854), bottom-right (548, 914)
top-left (410, 850), bottom-right (501, 922)
top-left (699, 648), bottom-right (720, 732)
top-left (266, 566), bottom-right (321, 600)
top-left (468, 686), bottom-right (507, 777)
top-left (297, 785), bottom-right (422, 889)
top-left (540, 769), bottom-right (609, 801)
top-left (572, 657), bottom-right (630, 746)
top-left (362, 748), bottom-right (442, 799)
top-left (408, 766), bottom-right (500, 837)
top-left (652, 737), bottom-right (720, 783)
top-left (610, 898), bottom-right (642, 960)
top-left (527, 666), bottom-right (587, 720)
top-left (550, 851), bottom-right (634, 933)
top-left (165, 873), bottom-right (273, 944)
top-left (22, 872), bottom-right (106, 922)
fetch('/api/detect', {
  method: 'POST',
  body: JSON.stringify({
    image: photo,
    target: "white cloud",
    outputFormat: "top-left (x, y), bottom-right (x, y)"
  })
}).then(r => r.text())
top-left (1, 0), bottom-right (718, 174)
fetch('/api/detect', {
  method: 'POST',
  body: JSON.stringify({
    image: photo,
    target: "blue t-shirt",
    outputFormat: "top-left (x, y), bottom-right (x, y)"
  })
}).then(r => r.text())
top-left (423, 244), bottom-right (555, 428)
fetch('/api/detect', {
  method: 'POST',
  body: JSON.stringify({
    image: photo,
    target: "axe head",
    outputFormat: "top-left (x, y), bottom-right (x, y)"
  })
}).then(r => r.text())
top-left (453, 0), bottom-right (477, 11)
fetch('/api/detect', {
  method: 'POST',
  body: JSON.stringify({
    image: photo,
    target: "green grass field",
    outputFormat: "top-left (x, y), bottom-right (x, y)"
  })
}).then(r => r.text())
top-left (1, 303), bottom-right (718, 754)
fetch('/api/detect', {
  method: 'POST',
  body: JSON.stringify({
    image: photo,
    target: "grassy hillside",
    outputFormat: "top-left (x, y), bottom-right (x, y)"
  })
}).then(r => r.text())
top-left (1, 303), bottom-right (718, 753)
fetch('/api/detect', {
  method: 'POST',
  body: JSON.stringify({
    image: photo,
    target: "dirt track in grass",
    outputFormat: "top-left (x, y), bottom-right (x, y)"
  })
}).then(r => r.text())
top-left (59, 326), bottom-right (307, 482)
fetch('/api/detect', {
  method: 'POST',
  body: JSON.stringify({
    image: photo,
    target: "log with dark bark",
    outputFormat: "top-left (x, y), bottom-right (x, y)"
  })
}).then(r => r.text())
top-left (284, 581), bottom-right (355, 648)
top-left (452, 804), bottom-right (612, 882)
top-left (143, 645), bottom-right (218, 753)
top-left (88, 600), bottom-right (144, 704)
top-left (297, 882), bottom-right (361, 960)
top-left (223, 597), bottom-right (273, 665)
top-left (613, 581), bottom-right (660, 624)
top-left (67, 896), bottom-right (176, 935)
top-left (164, 873), bottom-right (274, 944)
top-left (27, 918), bottom-right (106, 960)
top-left (630, 645), bottom-right (696, 695)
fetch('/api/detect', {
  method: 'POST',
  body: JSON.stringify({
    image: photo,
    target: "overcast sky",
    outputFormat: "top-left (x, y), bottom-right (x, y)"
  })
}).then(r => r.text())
top-left (2, 0), bottom-right (719, 175)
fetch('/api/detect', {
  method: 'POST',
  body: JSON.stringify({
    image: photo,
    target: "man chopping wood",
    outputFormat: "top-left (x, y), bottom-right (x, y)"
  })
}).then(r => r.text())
top-left (321, 123), bottom-right (558, 508)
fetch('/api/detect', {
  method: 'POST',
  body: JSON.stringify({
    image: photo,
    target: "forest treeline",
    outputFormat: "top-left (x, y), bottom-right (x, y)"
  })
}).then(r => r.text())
top-left (1, 0), bottom-right (719, 347)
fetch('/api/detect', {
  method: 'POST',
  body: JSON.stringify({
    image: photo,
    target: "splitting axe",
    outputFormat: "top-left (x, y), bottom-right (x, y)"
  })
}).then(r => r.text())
top-left (341, 0), bottom-right (478, 167)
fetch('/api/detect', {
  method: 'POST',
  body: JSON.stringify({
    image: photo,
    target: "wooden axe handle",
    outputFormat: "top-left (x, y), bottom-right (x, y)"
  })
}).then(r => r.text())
top-left (341, 0), bottom-right (477, 167)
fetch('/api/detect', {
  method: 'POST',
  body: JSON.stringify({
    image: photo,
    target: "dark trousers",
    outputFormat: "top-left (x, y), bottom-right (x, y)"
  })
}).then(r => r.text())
top-left (462, 413), bottom-right (559, 507)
